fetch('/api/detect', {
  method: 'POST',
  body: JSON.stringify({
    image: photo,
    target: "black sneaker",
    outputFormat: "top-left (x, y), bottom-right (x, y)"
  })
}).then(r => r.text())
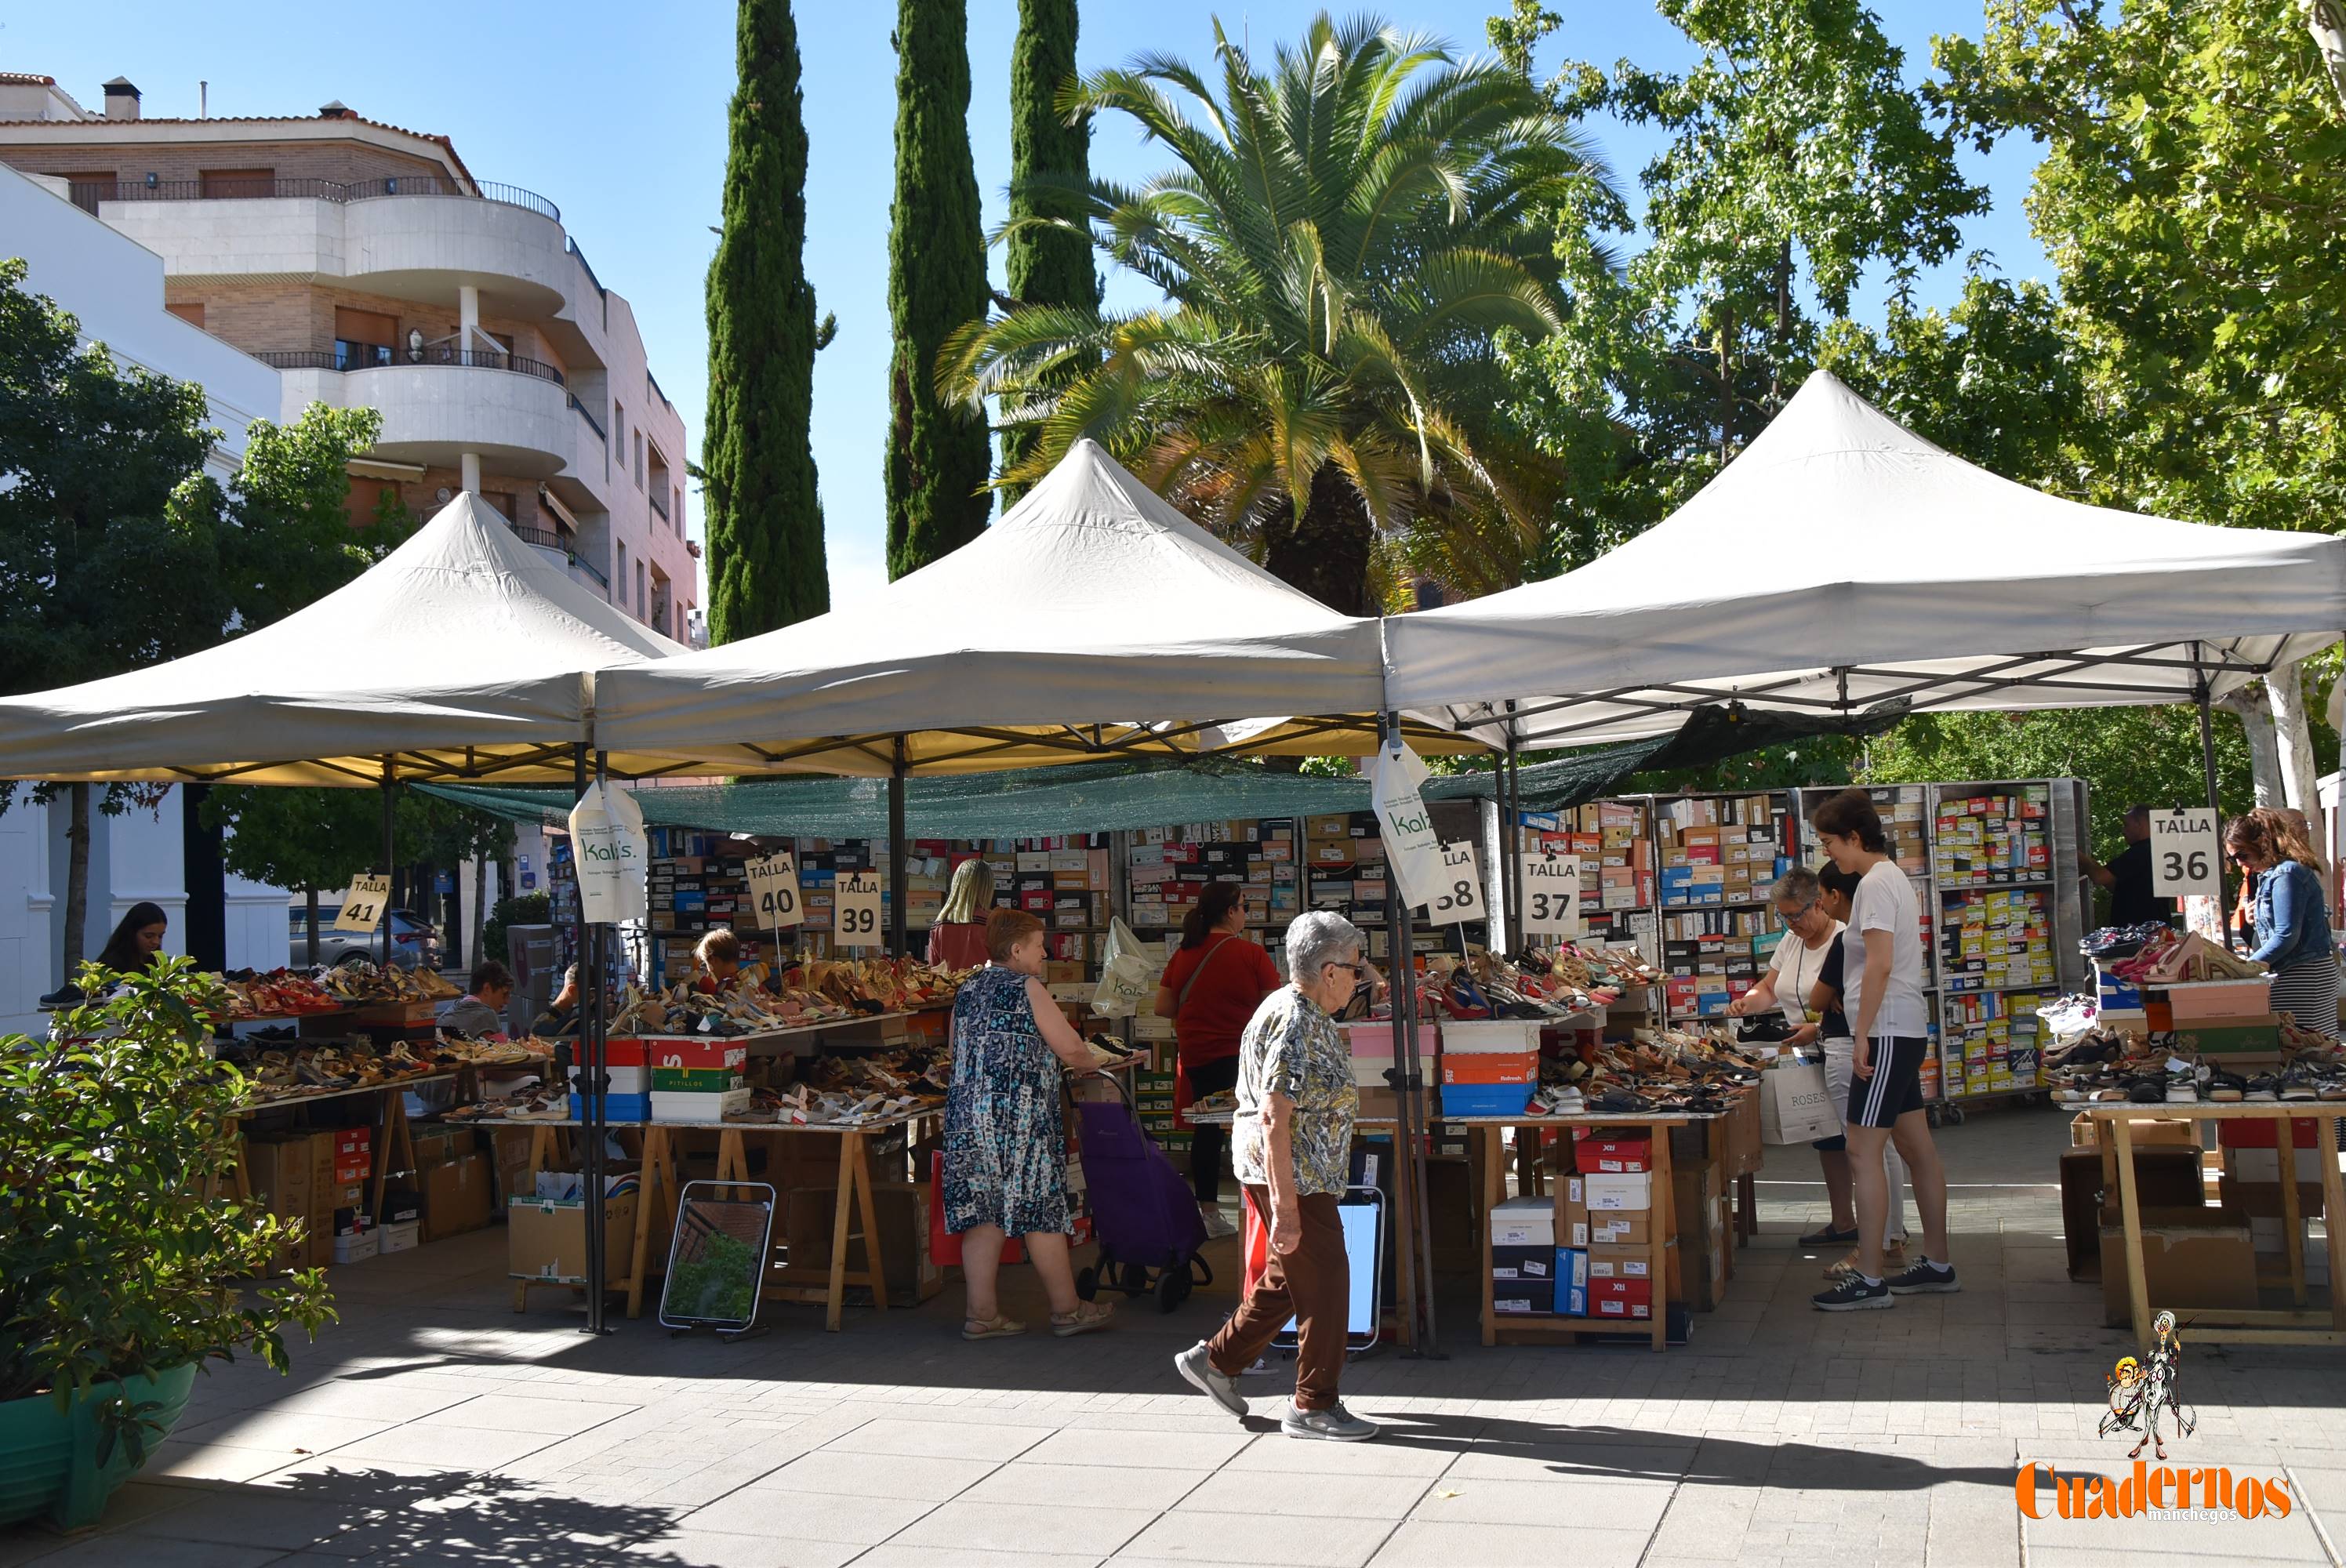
top-left (1886, 1259), bottom-right (1960, 1295)
top-left (1812, 1274), bottom-right (1892, 1312)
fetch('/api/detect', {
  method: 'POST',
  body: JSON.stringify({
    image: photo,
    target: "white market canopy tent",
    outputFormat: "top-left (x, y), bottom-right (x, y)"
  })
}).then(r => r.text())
top-left (1386, 372), bottom-right (2346, 749)
top-left (593, 439), bottom-right (1409, 776)
top-left (0, 493), bottom-right (686, 786)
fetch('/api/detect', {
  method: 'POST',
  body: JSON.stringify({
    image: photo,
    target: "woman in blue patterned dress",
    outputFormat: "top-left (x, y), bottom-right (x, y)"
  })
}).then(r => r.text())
top-left (945, 907), bottom-right (1116, 1340)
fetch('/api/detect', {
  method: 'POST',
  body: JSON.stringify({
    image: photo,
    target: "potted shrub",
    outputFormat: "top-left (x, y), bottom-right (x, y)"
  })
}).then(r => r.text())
top-left (0, 959), bottom-right (335, 1530)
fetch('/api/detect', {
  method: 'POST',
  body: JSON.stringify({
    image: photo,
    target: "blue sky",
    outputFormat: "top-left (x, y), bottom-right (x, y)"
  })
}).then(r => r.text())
top-left (7, 2), bottom-right (2050, 612)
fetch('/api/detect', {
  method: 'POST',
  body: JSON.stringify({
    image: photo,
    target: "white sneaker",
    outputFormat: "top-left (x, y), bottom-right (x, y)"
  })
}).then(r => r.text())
top-left (1200, 1209), bottom-right (1240, 1240)
top-left (1282, 1400), bottom-right (1380, 1441)
top-left (1174, 1341), bottom-right (1248, 1419)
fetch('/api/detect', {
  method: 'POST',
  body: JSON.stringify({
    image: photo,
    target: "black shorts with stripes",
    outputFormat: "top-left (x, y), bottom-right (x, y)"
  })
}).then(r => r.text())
top-left (1847, 1036), bottom-right (1927, 1129)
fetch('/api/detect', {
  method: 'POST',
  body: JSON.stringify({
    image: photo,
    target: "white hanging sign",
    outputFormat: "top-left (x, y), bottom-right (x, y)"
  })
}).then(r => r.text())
top-left (1368, 739), bottom-right (1447, 910)
top-left (565, 780), bottom-right (648, 924)
top-left (744, 851), bottom-right (803, 930)
top-left (2149, 808), bottom-right (2221, 900)
top-left (1520, 851), bottom-right (1584, 939)
top-left (1427, 840), bottom-right (1487, 927)
top-left (834, 871), bottom-right (884, 946)
top-left (331, 873), bottom-right (390, 933)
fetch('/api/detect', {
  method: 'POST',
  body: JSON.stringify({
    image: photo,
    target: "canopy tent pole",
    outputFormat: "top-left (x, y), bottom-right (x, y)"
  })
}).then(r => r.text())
top-left (574, 742), bottom-right (612, 1335)
top-left (379, 759), bottom-right (396, 968)
top-left (888, 737), bottom-right (910, 959)
top-left (1502, 724), bottom-right (1523, 944)
top-left (2192, 641), bottom-right (2222, 812)
top-left (1380, 712), bottom-right (1441, 1356)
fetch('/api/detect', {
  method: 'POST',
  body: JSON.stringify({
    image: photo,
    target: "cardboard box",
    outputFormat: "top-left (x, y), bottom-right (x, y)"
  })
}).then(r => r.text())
top-left (1574, 1133), bottom-right (1652, 1174)
top-left (1584, 1171), bottom-right (1652, 1212)
top-left (409, 1124), bottom-right (474, 1170)
top-left (1586, 1243), bottom-right (1653, 1280)
top-left (244, 1135), bottom-right (314, 1272)
top-left (785, 1181), bottom-right (942, 1305)
top-left (377, 1220), bottom-right (420, 1254)
top-left (508, 1192), bottom-right (641, 1287)
top-left (1553, 1247), bottom-right (1589, 1316)
top-left (1491, 1244), bottom-right (1555, 1281)
top-left (1584, 1210), bottom-right (1652, 1247)
top-left (2096, 1145), bottom-right (2206, 1218)
top-left (1589, 1276), bottom-right (1653, 1319)
top-left (1489, 1195), bottom-right (1556, 1248)
top-left (1491, 1278), bottom-right (1555, 1315)
top-left (422, 1152), bottom-right (496, 1242)
top-left (332, 1231), bottom-right (378, 1265)
top-left (2098, 1210), bottom-right (2257, 1328)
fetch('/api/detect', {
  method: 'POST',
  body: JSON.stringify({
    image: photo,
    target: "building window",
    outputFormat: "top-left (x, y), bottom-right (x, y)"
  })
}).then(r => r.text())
top-left (635, 561), bottom-right (647, 619)
top-left (616, 541), bottom-right (627, 605)
top-left (633, 430), bottom-right (645, 490)
top-left (56, 171), bottom-right (115, 212)
top-left (165, 301), bottom-right (205, 328)
top-left (333, 307), bottom-right (397, 371)
top-left (674, 487), bottom-right (684, 535)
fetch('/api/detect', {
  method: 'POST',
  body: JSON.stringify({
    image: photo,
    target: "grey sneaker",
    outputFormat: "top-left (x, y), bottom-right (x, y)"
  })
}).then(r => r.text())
top-left (1281, 1400), bottom-right (1380, 1442)
top-left (1173, 1341), bottom-right (1247, 1420)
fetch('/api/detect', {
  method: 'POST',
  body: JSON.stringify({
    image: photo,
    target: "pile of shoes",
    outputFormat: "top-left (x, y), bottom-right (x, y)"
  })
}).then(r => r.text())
top-left (434, 1034), bottom-right (551, 1067)
top-left (232, 1038), bottom-right (452, 1102)
top-left (217, 968), bottom-right (343, 1017)
top-left (445, 1084), bottom-right (568, 1120)
top-left (2099, 930), bottom-right (2267, 987)
top-left (731, 1083), bottom-right (925, 1127)
top-left (1527, 941), bottom-right (1661, 1004)
top-left (321, 961), bottom-right (461, 1005)
top-left (1416, 950), bottom-right (1596, 1020)
top-left (801, 1043), bottom-right (951, 1101)
top-left (1527, 1024), bottom-right (1760, 1116)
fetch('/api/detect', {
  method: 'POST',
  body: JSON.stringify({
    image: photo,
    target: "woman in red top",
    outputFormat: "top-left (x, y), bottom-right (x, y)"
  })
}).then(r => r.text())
top-left (927, 858), bottom-right (997, 971)
top-left (1153, 882), bottom-right (1280, 1239)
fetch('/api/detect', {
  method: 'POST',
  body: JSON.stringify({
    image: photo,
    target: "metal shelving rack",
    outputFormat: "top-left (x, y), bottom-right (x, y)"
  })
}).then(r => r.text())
top-left (1508, 797), bottom-right (1662, 1015)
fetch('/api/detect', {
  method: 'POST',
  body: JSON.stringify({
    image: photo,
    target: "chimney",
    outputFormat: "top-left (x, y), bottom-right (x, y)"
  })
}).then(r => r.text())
top-left (318, 100), bottom-right (354, 120)
top-left (101, 76), bottom-right (140, 121)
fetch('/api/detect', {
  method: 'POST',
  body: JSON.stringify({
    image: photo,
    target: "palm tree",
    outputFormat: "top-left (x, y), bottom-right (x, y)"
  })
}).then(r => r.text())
top-left (941, 12), bottom-right (1614, 613)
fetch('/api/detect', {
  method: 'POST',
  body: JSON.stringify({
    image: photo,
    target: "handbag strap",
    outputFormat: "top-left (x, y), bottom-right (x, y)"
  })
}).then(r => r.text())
top-left (1176, 933), bottom-right (1240, 1011)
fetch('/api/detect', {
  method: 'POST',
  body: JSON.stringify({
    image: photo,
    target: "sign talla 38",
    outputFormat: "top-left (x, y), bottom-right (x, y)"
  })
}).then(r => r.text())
top-left (1426, 840), bottom-right (1487, 927)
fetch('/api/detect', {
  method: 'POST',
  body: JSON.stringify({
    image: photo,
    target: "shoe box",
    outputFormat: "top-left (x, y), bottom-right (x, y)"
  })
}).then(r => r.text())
top-left (2097, 1207), bottom-right (2256, 1328)
top-left (785, 1181), bottom-right (942, 1305)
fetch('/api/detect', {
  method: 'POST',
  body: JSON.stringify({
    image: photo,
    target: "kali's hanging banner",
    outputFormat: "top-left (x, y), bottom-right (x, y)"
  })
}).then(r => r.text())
top-left (1368, 737), bottom-right (1447, 912)
top-left (566, 779), bottom-right (648, 924)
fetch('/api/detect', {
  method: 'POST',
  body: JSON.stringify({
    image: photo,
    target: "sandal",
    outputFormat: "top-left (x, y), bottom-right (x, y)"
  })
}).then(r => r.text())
top-left (961, 1314), bottom-right (1027, 1341)
top-left (1050, 1301), bottom-right (1115, 1338)
top-left (1799, 1225), bottom-right (1858, 1247)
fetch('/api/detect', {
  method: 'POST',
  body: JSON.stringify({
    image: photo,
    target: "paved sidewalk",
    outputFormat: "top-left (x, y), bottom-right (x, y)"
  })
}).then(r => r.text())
top-left (6, 1109), bottom-right (2341, 1567)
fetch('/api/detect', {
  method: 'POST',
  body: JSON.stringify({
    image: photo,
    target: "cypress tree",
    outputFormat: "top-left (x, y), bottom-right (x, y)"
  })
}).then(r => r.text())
top-left (1000, 0), bottom-right (1097, 506)
top-left (885, 0), bottom-right (993, 577)
top-left (704, 0), bottom-right (828, 643)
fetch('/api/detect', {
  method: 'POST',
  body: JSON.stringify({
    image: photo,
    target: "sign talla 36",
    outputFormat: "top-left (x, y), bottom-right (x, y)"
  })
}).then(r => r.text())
top-left (2148, 809), bottom-right (2221, 901)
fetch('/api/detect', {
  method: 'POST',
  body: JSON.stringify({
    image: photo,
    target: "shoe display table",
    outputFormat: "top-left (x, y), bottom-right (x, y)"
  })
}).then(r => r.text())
top-left (2080, 1102), bottom-right (2346, 1351)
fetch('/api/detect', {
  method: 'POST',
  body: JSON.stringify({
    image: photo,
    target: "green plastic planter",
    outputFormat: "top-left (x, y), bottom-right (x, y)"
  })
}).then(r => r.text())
top-left (0, 1365), bottom-right (198, 1530)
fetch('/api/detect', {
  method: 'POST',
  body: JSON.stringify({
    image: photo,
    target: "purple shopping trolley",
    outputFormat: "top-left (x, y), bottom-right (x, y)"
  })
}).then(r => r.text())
top-left (1072, 1074), bottom-right (1212, 1312)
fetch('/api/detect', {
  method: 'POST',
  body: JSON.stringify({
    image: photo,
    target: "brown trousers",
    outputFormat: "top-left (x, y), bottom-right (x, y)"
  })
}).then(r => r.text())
top-left (1208, 1189), bottom-right (1347, 1411)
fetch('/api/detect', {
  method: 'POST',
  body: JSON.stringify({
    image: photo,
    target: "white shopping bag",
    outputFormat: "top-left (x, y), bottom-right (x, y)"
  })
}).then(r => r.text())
top-left (1369, 738), bottom-right (1448, 912)
top-left (1091, 916), bottom-right (1164, 1018)
top-left (1758, 1061), bottom-right (1840, 1145)
top-left (566, 780), bottom-right (648, 925)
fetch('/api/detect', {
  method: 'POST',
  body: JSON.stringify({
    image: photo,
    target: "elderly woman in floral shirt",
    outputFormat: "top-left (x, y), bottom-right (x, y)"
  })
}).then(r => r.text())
top-left (1173, 911), bottom-right (1378, 1442)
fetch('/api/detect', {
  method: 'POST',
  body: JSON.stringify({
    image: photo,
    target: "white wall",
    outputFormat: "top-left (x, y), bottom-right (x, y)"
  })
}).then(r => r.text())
top-left (1, 164), bottom-right (278, 477)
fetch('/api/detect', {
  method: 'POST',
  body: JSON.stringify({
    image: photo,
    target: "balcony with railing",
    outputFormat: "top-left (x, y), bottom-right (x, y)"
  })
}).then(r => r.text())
top-left (252, 343), bottom-right (565, 385)
top-left (71, 173), bottom-right (557, 222)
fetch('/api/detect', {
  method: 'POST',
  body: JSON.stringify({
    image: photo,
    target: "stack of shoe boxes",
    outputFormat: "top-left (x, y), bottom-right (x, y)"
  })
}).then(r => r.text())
top-left (1657, 794), bottom-right (1791, 1021)
top-left (1932, 786), bottom-right (2053, 886)
top-left (1302, 813), bottom-right (1393, 959)
top-left (1129, 820), bottom-right (1300, 969)
top-left (1513, 801), bottom-right (1657, 964)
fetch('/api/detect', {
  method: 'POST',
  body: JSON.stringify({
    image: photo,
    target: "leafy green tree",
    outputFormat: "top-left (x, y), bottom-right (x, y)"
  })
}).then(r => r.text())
top-left (0, 259), bottom-right (390, 975)
top-left (944, 13), bottom-right (1612, 612)
top-left (1498, 0), bottom-right (1985, 568)
top-left (703, 0), bottom-right (832, 642)
top-left (998, 0), bottom-right (1099, 509)
top-left (887, 0), bottom-right (993, 577)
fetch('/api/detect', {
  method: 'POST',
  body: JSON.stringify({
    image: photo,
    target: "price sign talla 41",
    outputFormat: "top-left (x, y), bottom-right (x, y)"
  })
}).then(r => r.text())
top-left (2149, 808), bottom-right (2221, 900)
top-left (1520, 851), bottom-right (1583, 939)
top-left (1425, 840), bottom-right (1487, 927)
top-left (331, 873), bottom-right (390, 933)
top-left (833, 871), bottom-right (884, 946)
top-left (744, 851), bottom-right (803, 930)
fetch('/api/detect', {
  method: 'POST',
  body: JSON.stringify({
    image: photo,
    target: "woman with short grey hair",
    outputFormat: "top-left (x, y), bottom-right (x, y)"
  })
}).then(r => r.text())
top-left (1727, 866), bottom-right (1840, 1044)
top-left (1174, 910), bottom-right (1378, 1442)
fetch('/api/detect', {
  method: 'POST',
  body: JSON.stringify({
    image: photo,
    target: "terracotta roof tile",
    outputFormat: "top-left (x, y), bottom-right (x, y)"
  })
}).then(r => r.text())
top-left (0, 72), bottom-right (60, 86)
top-left (0, 110), bottom-right (475, 181)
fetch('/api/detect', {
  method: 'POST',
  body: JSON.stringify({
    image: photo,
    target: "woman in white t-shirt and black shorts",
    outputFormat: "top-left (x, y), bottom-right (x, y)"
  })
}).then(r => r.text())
top-left (1807, 788), bottom-right (1958, 1311)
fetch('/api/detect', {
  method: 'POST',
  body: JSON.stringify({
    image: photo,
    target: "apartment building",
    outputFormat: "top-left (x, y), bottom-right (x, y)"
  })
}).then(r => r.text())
top-left (0, 74), bottom-right (697, 642)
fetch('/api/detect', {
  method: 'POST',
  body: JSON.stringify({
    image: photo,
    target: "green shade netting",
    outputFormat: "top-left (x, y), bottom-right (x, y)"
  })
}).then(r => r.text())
top-left (413, 702), bottom-right (1905, 839)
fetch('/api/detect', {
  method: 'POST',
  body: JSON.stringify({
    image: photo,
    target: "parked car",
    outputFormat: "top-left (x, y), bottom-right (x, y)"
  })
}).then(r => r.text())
top-left (287, 906), bottom-right (441, 971)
